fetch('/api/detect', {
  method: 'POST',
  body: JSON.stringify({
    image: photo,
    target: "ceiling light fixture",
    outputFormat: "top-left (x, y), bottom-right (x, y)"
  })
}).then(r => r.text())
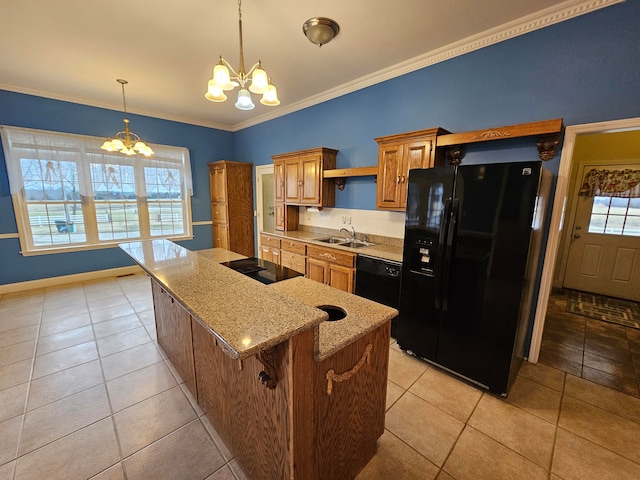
top-left (205, 0), bottom-right (279, 110)
top-left (302, 17), bottom-right (340, 47)
top-left (101, 79), bottom-right (154, 157)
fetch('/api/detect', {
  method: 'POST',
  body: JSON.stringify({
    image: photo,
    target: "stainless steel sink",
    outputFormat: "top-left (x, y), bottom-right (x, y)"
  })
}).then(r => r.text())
top-left (314, 237), bottom-right (375, 249)
top-left (316, 237), bottom-right (349, 244)
top-left (341, 241), bottom-right (374, 249)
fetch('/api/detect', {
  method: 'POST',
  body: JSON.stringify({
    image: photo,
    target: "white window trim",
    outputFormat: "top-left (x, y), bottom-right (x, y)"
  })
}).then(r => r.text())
top-left (1, 125), bottom-right (194, 256)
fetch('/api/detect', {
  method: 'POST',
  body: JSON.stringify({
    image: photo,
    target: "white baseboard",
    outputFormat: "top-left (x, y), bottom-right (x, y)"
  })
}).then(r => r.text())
top-left (0, 265), bottom-right (144, 295)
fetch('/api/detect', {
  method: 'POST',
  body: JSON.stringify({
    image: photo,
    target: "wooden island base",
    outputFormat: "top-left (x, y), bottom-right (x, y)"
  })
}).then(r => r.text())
top-left (193, 320), bottom-right (389, 480)
top-left (152, 279), bottom-right (390, 480)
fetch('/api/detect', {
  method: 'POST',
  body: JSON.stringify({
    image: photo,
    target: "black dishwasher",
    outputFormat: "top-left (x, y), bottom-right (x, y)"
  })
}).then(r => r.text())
top-left (355, 254), bottom-right (402, 337)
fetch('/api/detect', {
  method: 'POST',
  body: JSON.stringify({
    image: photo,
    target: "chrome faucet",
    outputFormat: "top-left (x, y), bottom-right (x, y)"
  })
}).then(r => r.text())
top-left (340, 226), bottom-right (356, 240)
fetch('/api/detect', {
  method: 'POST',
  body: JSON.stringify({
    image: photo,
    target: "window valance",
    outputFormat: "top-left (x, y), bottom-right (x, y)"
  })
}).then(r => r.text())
top-left (1, 126), bottom-right (192, 198)
top-left (578, 168), bottom-right (640, 198)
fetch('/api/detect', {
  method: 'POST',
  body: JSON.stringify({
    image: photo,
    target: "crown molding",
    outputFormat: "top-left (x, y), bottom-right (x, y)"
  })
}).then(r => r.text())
top-left (0, 82), bottom-right (235, 132)
top-left (0, 0), bottom-right (622, 133)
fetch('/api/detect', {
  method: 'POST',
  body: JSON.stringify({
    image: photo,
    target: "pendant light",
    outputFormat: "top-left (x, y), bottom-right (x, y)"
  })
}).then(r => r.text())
top-left (101, 79), bottom-right (154, 157)
top-left (204, 0), bottom-right (279, 109)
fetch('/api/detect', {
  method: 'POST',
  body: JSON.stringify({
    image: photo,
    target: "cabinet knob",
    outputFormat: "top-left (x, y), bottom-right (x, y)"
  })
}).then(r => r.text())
top-left (401, 175), bottom-right (406, 183)
top-left (396, 175), bottom-right (401, 184)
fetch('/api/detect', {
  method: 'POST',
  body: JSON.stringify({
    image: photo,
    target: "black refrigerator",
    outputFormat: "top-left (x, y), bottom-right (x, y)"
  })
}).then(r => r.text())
top-left (397, 161), bottom-right (547, 396)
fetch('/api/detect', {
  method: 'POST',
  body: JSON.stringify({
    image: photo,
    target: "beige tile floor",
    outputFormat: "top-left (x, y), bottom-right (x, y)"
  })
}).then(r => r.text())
top-left (1, 273), bottom-right (640, 480)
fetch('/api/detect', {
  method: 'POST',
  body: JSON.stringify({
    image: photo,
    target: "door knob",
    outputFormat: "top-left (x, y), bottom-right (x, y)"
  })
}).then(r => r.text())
top-left (575, 226), bottom-right (582, 230)
top-left (573, 234), bottom-right (580, 239)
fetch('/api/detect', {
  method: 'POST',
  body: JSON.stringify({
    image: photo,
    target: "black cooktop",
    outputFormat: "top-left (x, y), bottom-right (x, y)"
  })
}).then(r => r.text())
top-left (221, 257), bottom-right (302, 285)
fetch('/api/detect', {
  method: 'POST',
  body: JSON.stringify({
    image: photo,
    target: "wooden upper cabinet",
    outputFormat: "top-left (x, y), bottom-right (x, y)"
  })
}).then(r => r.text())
top-left (284, 157), bottom-right (302, 203)
top-left (208, 160), bottom-right (255, 257)
top-left (376, 142), bottom-right (404, 208)
top-left (271, 147), bottom-right (338, 208)
top-left (300, 154), bottom-right (322, 204)
top-left (375, 128), bottom-right (449, 211)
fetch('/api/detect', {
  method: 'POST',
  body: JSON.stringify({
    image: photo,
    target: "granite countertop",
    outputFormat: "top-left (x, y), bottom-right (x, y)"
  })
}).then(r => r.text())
top-left (268, 277), bottom-right (398, 361)
top-left (262, 229), bottom-right (404, 263)
top-left (120, 240), bottom-right (327, 359)
top-left (120, 240), bottom-right (397, 362)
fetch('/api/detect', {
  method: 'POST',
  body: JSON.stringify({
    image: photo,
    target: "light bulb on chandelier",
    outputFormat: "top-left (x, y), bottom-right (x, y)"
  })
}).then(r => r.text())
top-left (204, 0), bottom-right (280, 110)
top-left (101, 79), bottom-right (154, 157)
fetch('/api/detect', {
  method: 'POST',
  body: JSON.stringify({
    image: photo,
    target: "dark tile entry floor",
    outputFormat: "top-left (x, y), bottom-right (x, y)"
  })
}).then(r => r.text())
top-left (540, 289), bottom-right (640, 397)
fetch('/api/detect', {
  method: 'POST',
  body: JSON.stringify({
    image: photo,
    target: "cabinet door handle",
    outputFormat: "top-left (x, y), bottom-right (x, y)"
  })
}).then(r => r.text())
top-left (401, 175), bottom-right (406, 183)
top-left (396, 175), bottom-right (401, 184)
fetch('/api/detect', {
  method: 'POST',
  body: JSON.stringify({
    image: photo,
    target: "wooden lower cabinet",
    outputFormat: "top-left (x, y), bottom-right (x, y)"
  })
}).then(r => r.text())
top-left (209, 160), bottom-right (255, 257)
top-left (151, 279), bottom-right (196, 397)
top-left (280, 239), bottom-right (307, 274)
top-left (259, 233), bottom-right (281, 264)
top-left (313, 321), bottom-right (389, 479)
top-left (281, 251), bottom-right (306, 274)
top-left (306, 244), bottom-right (356, 293)
top-left (193, 321), bottom-right (315, 480)
top-left (261, 246), bottom-right (281, 264)
top-left (212, 223), bottom-right (229, 250)
top-left (191, 310), bottom-right (389, 480)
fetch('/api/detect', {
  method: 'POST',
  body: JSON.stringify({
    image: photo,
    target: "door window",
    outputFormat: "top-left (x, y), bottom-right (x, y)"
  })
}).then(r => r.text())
top-left (588, 196), bottom-right (640, 236)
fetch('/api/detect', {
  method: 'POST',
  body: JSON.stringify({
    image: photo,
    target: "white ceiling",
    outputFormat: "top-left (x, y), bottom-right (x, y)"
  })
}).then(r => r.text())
top-left (0, 0), bottom-right (617, 131)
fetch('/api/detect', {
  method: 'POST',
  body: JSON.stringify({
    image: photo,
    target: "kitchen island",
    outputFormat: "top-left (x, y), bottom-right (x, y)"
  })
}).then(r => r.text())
top-left (120, 240), bottom-right (397, 480)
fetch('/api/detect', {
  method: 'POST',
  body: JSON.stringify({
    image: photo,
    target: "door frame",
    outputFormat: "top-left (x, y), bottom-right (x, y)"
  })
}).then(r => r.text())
top-left (528, 117), bottom-right (640, 363)
top-left (255, 164), bottom-right (274, 252)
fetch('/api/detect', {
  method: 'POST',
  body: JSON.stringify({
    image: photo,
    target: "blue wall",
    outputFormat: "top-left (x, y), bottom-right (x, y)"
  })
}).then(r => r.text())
top-left (2, 1), bottom-right (640, 285)
top-left (234, 1), bottom-right (640, 207)
top-left (0, 91), bottom-right (233, 284)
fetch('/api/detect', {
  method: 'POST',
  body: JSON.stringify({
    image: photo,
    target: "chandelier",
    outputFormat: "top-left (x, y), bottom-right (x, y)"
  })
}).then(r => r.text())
top-left (204, 0), bottom-right (279, 110)
top-left (101, 79), bottom-right (154, 157)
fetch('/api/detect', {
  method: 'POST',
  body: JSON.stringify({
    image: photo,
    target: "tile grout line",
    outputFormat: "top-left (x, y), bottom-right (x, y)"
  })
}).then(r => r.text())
top-left (10, 296), bottom-right (44, 480)
top-left (546, 370), bottom-right (567, 479)
top-left (436, 389), bottom-right (485, 479)
top-left (89, 293), bottom-right (128, 480)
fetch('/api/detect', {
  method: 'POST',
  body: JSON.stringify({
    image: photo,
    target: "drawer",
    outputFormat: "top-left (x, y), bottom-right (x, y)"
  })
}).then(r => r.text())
top-left (211, 203), bottom-right (227, 223)
top-left (281, 252), bottom-right (306, 274)
top-left (260, 234), bottom-right (281, 249)
top-left (281, 239), bottom-right (306, 255)
top-left (213, 223), bottom-right (229, 249)
top-left (307, 245), bottom-right (355, 268)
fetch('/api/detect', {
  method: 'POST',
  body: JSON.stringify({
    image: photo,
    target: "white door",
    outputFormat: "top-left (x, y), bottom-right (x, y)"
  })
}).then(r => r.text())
top-left (563, 163), bottom-right (640, 301)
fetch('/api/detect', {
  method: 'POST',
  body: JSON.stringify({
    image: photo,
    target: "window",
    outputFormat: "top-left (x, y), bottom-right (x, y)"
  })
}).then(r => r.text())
top-left (578, 167), bottom-right (640, 237)
top-left (1, 126), bottom-right (192, 255)
top-left (588, 196), bottom-right (640, 236)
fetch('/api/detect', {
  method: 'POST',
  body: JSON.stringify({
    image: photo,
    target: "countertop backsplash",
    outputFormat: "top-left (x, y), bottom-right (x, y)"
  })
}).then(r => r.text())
top-left (298, 207), bottom-right (405, 244)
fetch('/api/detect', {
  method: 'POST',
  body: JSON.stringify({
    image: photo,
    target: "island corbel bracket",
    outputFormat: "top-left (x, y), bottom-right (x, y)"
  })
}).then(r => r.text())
top-left (437, 118), bottom-right (564, 164)
top-left (256, 347), bottom-right (278, 389)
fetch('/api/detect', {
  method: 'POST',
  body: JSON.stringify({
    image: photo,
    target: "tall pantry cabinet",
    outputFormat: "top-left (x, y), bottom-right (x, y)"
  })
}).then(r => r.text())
top-left (208, 161), bottom-right (255, 257)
